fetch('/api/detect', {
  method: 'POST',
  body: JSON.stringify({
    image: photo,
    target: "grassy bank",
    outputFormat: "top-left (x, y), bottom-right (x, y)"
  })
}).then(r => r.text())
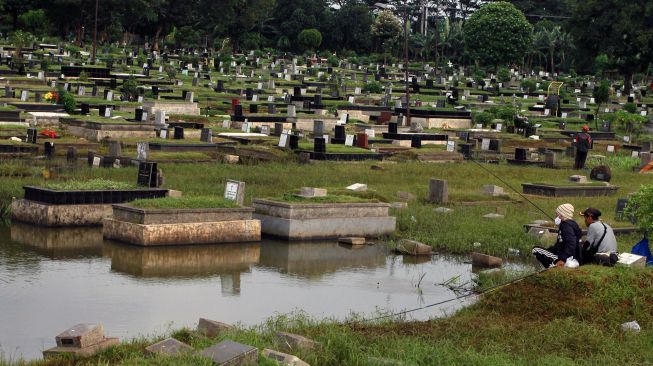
top-left (3, 266), bottom-right (650, 365)
top-left (0, 160), bottom-right (648, 255)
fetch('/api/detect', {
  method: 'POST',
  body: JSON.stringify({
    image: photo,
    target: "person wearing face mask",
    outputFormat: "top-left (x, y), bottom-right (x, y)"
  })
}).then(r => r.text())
top-left (532, 203), bottom-right (583, 268)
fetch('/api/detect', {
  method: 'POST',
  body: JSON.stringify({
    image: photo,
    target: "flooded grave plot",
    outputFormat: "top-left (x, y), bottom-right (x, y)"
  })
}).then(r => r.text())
top-left (0, 223), bottom-right (536, 360)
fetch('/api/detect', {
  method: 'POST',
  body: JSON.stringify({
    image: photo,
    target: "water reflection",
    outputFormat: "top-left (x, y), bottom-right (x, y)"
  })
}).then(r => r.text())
top-left (10, 222), bottom-right (104, 259)
top-left (259, 241), bottom-right (387, 278)
top-left (0, 223), bottom-right (537, 361)
top-left (104, 242), bottom-right (261, 295)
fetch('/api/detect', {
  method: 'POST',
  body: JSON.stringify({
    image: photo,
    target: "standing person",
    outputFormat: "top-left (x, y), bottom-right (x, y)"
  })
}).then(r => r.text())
top-left (574, 125), bottom-right (592, 169)
top-left (532, 204), bottom-right (583, 268)
top-left (579, 208), bottom-right (618, 266)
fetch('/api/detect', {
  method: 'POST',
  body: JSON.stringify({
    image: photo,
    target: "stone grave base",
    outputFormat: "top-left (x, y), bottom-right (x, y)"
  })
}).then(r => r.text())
top-left (11, 199), bottom-right (113, 227)
top-left (102, 218), bottom-right (261, 246)
top-left (252, 200), bottom-right (396, 239)
top-left (521, 183), bottom-right (619, 197)
top-left (43, 338), bottom-right (119, 358)
top-left (66, 124), bottom-right (156, 141)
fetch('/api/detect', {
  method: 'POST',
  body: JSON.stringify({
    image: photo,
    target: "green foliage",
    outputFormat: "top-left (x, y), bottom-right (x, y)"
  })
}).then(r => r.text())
top-left (497, 67), bottom-right (511, 83)
top-left (624, 184), bottom-right (653, 232)
top-left (18, 9), bottom-right (50, 37)
top-left (45, 178), bottom-right (135, 191)
top-left (56, 88), bottom-right (76, 114)
top-left (77, 71), bottom-right (89, 83)
top-left (463, 2), bottom-right (533, 66)
top-left (173, 26), bottom-right (201, 48)
top-left (521, 79), bottom-right (537, 93)
top-left (8, 30), bottom-right (36, 53)
top-left (623, 102), bottom-right (637, 114)
top-left (240, 32), bottom-right (261, 50)
top-left (164, 64), bottom-right (177, 81)
top-left (271, 192), bottom-right (378, 204)
top-left (605, 110), bottom-right (648, 136)
top-left (488, 105), bottom-right (518, 123)
top-left (363, 81), bottom-right (383, 94)
top-left (297, 29), bottom-right (322, 52)
top-left (40, 59), bottom-right (50, 73)
top-left (473, 68), bottom-right (486, 84)
top-left (473, 111), bottom-right (494, 127)
top-left (120, 76), bottom-right (139, 102)
top-left (327, 55), bottom-right (339, 67)
top-left (593, 80), bottom-right (611, 115)
top-left (129, 196), bottom-right (240, 209)
top-left (371, 10), bottom-right (402, 52)
top-left (593, 54), bottom-right (611, 75)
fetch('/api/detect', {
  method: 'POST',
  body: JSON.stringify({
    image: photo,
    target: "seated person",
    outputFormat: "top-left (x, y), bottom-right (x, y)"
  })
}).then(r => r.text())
top-left (579, 208), bottom-right (618, 266)
top-left (532, 204), bottom-right (583, 268)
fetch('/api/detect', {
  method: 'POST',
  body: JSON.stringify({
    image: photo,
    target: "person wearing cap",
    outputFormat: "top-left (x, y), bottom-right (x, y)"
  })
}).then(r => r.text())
top-left (580, 208), bottom-right (618, 266)
top-left (573, 125), bottom-right (592, 169)
top-left (532, 203), bottom-right (583, 268)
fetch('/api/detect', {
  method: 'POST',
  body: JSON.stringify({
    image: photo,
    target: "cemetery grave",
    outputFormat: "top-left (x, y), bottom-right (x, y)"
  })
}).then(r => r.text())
top-left (0, 18), bottom-right (652, 365)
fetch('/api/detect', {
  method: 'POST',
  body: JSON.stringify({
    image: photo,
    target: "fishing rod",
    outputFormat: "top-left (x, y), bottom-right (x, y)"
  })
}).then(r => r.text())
top-left (359, 268), bottom-right (547, 323)
top-left (467, 152), bottom-right (555, 221)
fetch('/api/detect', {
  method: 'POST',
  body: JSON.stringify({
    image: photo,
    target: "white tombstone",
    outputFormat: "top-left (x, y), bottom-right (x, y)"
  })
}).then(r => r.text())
top-left (287, 104), bottom-right (296, 117)
top-left (481, 138), bottom-right (490, 150)
top-left (160, 129), bottom-right (168, 139)
top-left (222, 120), bottom-right (230, 129)
top-left (345, 134), bottom-right (354, 146)
top-left (607, 145), bottom-right (615, 153)
top-left (446, 140), bottom-right (455, 152)
top-left (278, 133), bottom-right (289, 148)
top-left (136, 142), bottom-right (148, 160)
top-left (155, 110), bottom-right (166, 126)
top-left (365, 129), bottom-right (375, 138)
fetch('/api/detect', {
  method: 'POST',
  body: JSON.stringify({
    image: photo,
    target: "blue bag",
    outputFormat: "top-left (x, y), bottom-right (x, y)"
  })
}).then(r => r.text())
top-left (631, 237), bottom-right (653, 265)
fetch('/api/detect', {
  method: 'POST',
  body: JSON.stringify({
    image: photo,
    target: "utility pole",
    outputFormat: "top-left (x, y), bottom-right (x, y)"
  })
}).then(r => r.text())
top-left (403, 0), bottom-right (411, 126)
top-left (92, 0), bottom-right (98, 64)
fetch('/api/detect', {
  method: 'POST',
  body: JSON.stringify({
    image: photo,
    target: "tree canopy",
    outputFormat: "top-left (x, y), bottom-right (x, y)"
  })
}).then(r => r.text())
top-left (463, 1), bottom-right (533, 67)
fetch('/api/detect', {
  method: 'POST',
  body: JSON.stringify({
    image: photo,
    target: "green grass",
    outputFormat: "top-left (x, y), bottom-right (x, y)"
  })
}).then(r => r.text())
top-left (44, 178), bottom-right (137, 191)
top-left (148, 151), bottom-right (213, 160)
top-left (128, 196), bottom-right (240, 209)
top-left (297, 142), bottom-right (374, 154)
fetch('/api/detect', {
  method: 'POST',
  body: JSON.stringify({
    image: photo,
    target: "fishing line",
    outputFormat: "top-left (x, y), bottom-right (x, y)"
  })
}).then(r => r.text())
top-left (466, 154), bottom-right (555, 220)
top-left (359, 268), bottom-right (547, 323)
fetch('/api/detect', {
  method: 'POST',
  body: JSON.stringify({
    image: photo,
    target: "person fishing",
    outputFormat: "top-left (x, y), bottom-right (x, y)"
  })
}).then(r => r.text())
top-left (532, 204), bottom-right (583, 268)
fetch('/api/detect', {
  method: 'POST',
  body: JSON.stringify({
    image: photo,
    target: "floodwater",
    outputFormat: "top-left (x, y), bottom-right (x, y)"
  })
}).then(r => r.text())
top-left (0, 223), bottom-right (535, 360)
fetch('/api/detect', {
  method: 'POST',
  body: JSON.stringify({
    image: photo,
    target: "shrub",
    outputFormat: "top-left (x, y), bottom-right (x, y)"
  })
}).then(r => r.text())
top-left (473, 111), bottom-right (494, 127)
top-left (40, 59), bottom-right (50, 72)
top-left (56, 88), bottom-right (76, 114)
top-left (497, 67), bottom-right (511, 83)
top-left (120, 76), bottom-right (139, 102)
top-left (489, 105), bottom-right (517, 122)
top-left (624, 184), bottom-right (653, 233)
top-left (521, 79), bottom-right (537, 93)
top-left (298, 29), bottom-right (322, 52)
top-left (327, 55), bottom-right (339, 67)
top-left (78, 70), bottom-right (89, 82)
top-left (164, 64), bottom-right (177, 81)
top-left (363, 81), bottom-right (383, 94)
top-left (623, 102), bottom-right (637, 114)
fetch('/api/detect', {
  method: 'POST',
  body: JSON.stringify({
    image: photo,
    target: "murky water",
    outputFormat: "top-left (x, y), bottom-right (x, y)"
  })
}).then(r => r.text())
top-left (0, 223), bottom-right (535, 360)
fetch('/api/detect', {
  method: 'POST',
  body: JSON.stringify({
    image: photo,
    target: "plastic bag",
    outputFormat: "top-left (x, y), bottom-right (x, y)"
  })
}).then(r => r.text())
top-left (565, 256), bottom-right (579, 268)
top-left (631, 238), bottom-right (653, 265)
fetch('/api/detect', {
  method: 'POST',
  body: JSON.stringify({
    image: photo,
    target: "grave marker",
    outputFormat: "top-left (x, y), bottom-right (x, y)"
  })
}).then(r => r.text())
top-left (137, 162), bottom-right (159, 187)
top-left (224, 180), bottom-right (245, 205)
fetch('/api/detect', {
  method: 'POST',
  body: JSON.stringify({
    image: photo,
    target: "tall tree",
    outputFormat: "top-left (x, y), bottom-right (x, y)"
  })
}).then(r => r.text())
top-left (568, 0), bottom-right (653, 94)
top-left (463, 1), bottom-right (533, 67)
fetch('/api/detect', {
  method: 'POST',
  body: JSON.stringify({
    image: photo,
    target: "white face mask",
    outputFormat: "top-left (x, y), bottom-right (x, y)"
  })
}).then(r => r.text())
top-left (554, 217), bottom-right (562, 225)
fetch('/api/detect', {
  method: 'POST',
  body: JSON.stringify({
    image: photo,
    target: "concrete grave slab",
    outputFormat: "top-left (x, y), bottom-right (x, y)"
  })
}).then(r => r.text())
top-left (144, 338), bottom-right (193, 356)
top-left (262, 348), bottom-right (310, 366)
top-left (197, 318), bottom-right (235, 338)
top-left (275, 332), bottom-right (318, 353)
top-left (199, 339), bottom-right (258, 366)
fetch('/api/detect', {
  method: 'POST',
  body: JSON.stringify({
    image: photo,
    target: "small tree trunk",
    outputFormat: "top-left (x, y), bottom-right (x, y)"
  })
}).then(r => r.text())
top-left (152, 25), bottom-right (162, 52)
top-left (624, 72), bottom-right (633, 95)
